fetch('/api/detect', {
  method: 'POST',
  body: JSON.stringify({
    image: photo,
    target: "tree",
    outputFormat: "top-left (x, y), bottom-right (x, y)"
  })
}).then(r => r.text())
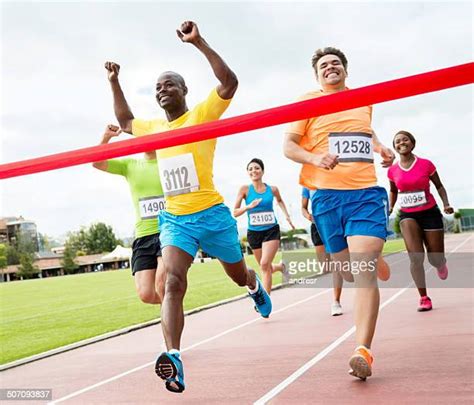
top-left (65, 228), bottom-right (89, 254)
top-left (86, 223), bottom-right (121, 254)
top-left (6, 234), bottom-right (37, 265)
top-left (453, 211), bottom-right (462, 233)
top-left (17, 252), bottom-right (39, 279)
top-left (61, 245), bottom-right (79, 274)
top-left (65, 222), bottom-right (122, 255)
top-left (393, 210), bottom-right (402, 235)
top-left (0, 244), bottom-right (7, 281)
top-left (38, 233), bottom-right (61, 252)
top-left (6, 244), bottom-right (20, 265)
top-left (281, 228), bottom-right (308, 241)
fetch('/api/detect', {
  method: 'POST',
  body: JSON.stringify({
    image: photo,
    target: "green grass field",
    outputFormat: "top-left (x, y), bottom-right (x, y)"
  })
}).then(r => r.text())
top-left (0, 239), bottom-right (405, 365)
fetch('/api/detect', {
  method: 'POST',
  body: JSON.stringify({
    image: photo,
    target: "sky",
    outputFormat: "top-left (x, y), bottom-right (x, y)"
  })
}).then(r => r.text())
top-left (1, 1), bottom-right (473, 241)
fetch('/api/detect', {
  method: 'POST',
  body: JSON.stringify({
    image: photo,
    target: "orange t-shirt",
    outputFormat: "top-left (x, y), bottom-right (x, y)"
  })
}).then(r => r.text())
top-left (287, 89), bottom-right (377, 190)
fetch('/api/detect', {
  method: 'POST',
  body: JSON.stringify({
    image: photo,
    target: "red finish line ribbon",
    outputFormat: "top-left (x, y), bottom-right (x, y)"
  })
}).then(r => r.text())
top-left (1, 62), bottom-right (472, 180)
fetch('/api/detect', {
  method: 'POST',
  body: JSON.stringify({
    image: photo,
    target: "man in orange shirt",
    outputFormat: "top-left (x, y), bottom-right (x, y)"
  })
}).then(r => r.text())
top-left (284, 47), bottom-right (394, 380)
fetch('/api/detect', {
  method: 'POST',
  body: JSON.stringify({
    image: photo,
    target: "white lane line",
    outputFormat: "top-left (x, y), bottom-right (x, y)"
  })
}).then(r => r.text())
top-left (254, 235), bottom-right (472, 404)
top-left (47, 251), bottom-right (410, 404)
top-left (50, 288), bottom-right (332, 404)
top-left (254, 286), bottom-right (409, 405)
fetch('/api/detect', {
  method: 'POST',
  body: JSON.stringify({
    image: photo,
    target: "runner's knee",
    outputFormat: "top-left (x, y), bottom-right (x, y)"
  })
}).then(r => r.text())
top-left (353, 268), bottom-right (377, 286)
top-left (165, 271), bottom-right (187, 298)
top-left (137, 286), bottom-right (159, 304)
top-left (427, 252), bottom-right (445, 268)
top-left (260, 260), bottom-right (272, 272)
top-left (409, 252), bottom-right (425, 269)
top-left (231, 270), bottom-right (248, 287)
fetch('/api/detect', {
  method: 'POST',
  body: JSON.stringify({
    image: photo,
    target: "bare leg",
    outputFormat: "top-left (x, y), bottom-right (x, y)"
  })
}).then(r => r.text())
top-left (332, 272), bottom-right (343, 302)
top-left (315, 245), bottom-right (341, 301)
top-left (401, 219), bottom-right (427, 297)
top-left (155, 257), bottom-right (166, 303)
top-left (219, 258), bottom-right (257, 289)
top-left (253, 248), bottom-right (263, 267)
top-left (134, 269), bottom-right (161, 304)
top-left (259, 239), bottom-right (281, 293)
top-left (347, 235), bottom-right (384, 349)
top-left (330, 248), bottom-right (354, 283)
top-left (424, 229), bottom-right (446, 269)
top-left (160, 247), bottom-right (194, 350)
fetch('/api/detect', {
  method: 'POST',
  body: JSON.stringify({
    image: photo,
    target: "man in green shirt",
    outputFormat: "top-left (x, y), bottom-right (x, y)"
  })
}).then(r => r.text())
top-left (93, 124), bottom-right (166, 303)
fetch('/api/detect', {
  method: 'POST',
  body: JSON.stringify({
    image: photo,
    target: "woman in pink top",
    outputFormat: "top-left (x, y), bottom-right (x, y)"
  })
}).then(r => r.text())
top-left (388, 130), bottom-right (454, 312)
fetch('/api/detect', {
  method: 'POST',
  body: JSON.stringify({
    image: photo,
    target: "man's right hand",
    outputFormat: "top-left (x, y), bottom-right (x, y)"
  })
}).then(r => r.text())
top-left (105, 61), bottom-right (120, 82)
top-left (310, 153), bottom-right (339, 170)
top-left (102, 124), bottom-right (122, 144)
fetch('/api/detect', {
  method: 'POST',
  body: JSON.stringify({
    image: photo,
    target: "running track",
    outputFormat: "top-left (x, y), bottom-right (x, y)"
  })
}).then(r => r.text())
top-left (1, 233), bottom-right (472, 404)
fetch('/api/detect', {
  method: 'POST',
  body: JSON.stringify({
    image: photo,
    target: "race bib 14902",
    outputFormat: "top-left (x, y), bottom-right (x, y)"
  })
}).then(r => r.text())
top-left (328, 132), bottom-right (374, 163)
top-left (158, 153), bottom-right (200, 197)
top-left (138, 196), bottom-right (165, 219)
top-left (399, 190), bottom-right (427, 209)
top-left (249, 211), bottom-right (276, 226)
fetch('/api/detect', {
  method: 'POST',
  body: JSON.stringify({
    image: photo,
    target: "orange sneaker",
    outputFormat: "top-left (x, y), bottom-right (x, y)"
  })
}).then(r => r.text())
top-left (349, 345), bottom-right (373, 380)
top-left (376, 256), bottom-right (390, 281)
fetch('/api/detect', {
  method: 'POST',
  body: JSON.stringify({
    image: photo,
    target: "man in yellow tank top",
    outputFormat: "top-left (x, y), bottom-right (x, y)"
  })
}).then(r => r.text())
top-left (284, 47), bottom-right (394, 381)
top-left (104, 21), bottom-right (271, 393)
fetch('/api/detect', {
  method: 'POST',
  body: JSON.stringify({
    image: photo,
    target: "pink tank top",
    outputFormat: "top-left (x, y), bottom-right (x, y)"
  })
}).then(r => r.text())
top-left (387, 156), bottom-right (437, 213)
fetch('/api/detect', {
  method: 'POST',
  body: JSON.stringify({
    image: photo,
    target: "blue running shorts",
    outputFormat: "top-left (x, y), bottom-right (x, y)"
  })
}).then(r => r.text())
top-left (158, 203), bottom-right (243, 263)
top-left (311, 186), bottom-right (389, 254)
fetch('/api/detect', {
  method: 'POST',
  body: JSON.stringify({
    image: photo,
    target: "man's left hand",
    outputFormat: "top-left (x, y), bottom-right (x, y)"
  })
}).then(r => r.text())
top-left (176, 21), bottom-right (201, 44)
top-left (380, 146), bottom-right (395, 168)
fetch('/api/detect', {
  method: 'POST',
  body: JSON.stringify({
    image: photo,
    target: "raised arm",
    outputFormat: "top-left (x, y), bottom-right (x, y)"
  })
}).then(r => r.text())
top-left (388, 180), bottom-right (398, 215)
top-left (284, 132), bottom-right (339, 170)
top-left (430, 171), bottom-right (454, 214)
top-left (273, 186), bottom-right (295, 230)
top-left (105, 62), bottom-right (134, 133)
top-left (92, 125), bottom-right (122, 171)
top-left (177, 21), bottom-right (238, 100)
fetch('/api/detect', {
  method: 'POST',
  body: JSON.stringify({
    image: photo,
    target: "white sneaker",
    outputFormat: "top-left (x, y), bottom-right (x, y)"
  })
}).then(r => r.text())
top-left (331, 302), bottom-right (343, 316)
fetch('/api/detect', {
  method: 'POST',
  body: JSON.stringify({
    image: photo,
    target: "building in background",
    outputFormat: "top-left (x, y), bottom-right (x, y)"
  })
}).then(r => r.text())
top-left (0, 216), bottom-right (39, 252)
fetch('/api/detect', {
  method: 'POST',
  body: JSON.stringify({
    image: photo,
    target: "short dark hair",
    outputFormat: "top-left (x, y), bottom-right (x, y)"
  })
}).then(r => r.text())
top-left (393, 130), bottom-right (416, 148)
top-left (247, 158), bottom-right (264, 171)
top-left (311, 47), bottom-right (348, 72)
top-left (159, 71), bottom-right (186, 89)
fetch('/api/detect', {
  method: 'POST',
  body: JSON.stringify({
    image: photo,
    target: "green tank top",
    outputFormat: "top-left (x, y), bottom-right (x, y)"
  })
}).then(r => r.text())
top-left (107, 158), bottom-right (164, 238)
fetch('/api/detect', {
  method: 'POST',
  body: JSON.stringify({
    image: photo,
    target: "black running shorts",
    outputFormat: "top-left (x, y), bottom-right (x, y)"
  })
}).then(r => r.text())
top-left (247, 224), bottom-right (281, 250)
top-left (399, 205), bottom-right (444, 231)
top-left (310, 222), bottom-right (324, 246)
top-left (131, 233), bottom-right (162, 275)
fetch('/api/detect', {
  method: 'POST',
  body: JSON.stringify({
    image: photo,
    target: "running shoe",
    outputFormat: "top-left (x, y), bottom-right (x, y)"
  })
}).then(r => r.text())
top-left (249, 275), bottom-right (272, 318)
top-left (349, 345), bottom-right (373, 380)
top-left (436, 263), bottom-right (448, 280)
top-left (376, 257), bottom-right (391, 281)
top-left (417, 296), bottom-right (433, 312)
top-left (331, 301), bottom-right (343, 316)
top-left (155, 351), bottom-right (185, 393)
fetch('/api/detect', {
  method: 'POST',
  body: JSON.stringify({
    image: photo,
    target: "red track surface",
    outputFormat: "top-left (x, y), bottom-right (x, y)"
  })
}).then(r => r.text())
top-left (1, 233), bottom-right (472, 404)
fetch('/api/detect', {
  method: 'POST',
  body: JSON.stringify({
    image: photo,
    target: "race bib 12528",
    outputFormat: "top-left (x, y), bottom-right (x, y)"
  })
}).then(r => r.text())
top-left (328, 132), bottom-right (374, 163)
